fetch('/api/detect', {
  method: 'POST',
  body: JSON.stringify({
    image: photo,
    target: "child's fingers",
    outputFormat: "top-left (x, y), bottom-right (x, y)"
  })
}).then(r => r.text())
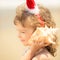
top-left (47, 33), bottom-right (56, 44)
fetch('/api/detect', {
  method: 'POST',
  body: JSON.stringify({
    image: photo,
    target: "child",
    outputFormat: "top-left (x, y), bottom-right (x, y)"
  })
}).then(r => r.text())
top-left (14, 0), bottom-right (58, 60)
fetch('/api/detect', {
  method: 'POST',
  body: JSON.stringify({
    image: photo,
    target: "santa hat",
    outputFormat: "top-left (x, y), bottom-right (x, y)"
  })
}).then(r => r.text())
top-left (26, 0), bottom-right (45, 27)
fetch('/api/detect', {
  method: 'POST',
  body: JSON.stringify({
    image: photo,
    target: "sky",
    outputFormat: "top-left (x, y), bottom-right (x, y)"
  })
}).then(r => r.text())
top-left (0, 0), bottom-right (60, 9)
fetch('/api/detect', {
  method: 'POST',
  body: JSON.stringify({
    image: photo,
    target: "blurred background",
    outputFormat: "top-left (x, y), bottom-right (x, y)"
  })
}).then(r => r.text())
top-left (0, 0), bottom-right (60, 60)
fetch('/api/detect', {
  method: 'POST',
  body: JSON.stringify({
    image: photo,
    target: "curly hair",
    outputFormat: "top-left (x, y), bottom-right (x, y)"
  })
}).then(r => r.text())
top-left (14, 4), bottom-right (58, 56)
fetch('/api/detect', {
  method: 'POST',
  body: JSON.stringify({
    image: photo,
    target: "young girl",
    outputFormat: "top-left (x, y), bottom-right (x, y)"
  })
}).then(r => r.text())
top-left (14, 0), bottom-right (57, 60)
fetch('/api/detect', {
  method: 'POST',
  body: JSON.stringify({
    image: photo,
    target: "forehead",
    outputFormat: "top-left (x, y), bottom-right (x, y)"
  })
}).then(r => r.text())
top-left (15, 21), bottom-right (34, 32)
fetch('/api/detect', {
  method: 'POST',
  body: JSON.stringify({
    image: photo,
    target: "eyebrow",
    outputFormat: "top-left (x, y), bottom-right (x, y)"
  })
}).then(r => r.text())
top-left (18, 28), bottom-right (26, 32)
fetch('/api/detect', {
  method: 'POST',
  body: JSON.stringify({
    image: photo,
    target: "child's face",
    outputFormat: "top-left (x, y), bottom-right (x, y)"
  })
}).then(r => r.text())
top-left (15, 23), bottom-right (35, 46)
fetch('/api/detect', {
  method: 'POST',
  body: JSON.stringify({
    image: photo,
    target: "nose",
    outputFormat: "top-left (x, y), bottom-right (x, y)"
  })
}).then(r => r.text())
top-left (17, 32), bottom-right (24, 40)
top-left (18, 33), bottom-right (22, 39)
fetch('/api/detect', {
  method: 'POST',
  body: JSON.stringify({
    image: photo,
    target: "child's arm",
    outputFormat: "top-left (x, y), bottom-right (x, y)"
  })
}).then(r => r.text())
top-left (21, 49), bottom-right (34, 60)
top-left (21, 40), bottom-right (46, 60)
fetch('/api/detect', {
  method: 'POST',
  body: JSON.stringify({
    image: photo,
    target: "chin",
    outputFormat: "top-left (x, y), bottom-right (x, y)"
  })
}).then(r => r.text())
top-left (23, 43), bottom-right (29, 46)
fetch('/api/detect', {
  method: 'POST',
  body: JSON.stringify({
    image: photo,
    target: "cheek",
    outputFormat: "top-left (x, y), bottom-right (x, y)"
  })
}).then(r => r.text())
top-left (25, 33), bottom-right (33, 41)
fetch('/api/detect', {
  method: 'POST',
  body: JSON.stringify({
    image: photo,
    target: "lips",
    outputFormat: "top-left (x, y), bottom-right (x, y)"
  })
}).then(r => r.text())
top-left (18, 38), bottom-right (25, 41)
top-left (20, 39), bottom-right (25, 42)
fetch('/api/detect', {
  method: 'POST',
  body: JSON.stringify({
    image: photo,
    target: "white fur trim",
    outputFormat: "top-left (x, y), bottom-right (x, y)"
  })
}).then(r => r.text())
top-left (26, 5), bottom-right (39, 14)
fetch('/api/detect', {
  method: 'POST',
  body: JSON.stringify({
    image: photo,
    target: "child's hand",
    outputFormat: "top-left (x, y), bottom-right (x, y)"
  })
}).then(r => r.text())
top-left (28, 26), bottom-right (58, 46)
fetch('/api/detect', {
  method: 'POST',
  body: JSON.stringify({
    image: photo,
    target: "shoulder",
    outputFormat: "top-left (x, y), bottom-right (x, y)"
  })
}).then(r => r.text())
top-left (32, 54), bottom-right (50, 60)
top-left (32, 48), bottom-right (53, 60)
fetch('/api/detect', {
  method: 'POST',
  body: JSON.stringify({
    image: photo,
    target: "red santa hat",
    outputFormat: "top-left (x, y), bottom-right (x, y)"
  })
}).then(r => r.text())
top-left (26, 0), bottom-right (45, 27)
top-left (26, 0), bottom-right (39, 14)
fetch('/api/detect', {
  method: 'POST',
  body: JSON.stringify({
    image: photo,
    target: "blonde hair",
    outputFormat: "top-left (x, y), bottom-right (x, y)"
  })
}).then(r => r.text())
top-left (14, 4), bottom-right (57, 56)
